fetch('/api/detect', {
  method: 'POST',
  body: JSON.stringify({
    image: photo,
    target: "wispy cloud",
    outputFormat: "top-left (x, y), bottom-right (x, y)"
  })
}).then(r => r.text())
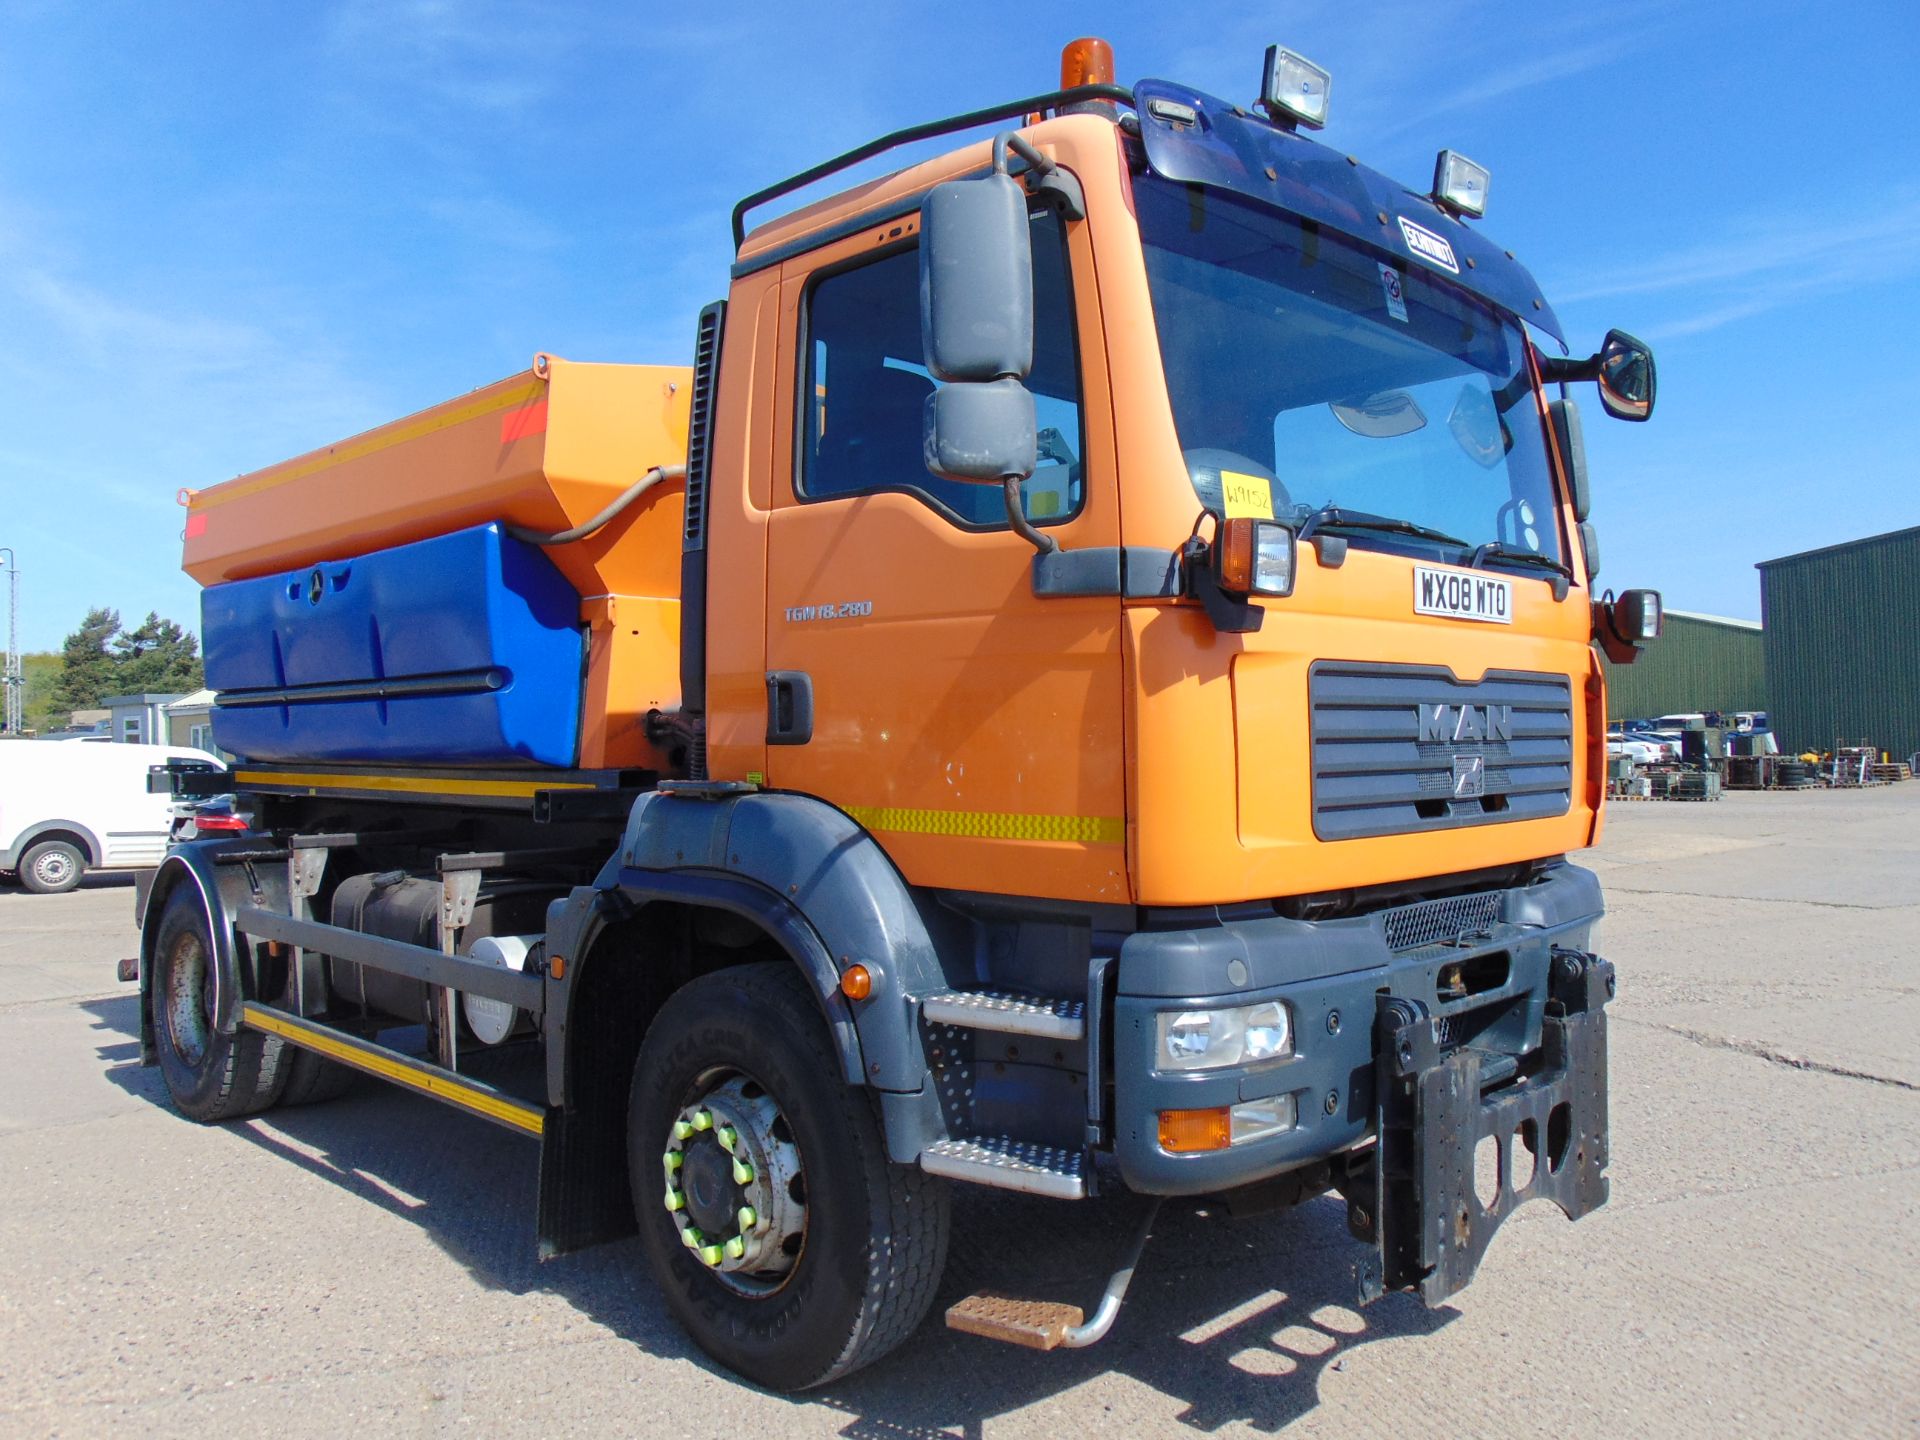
top-left (1553, 193), bottom-right (1920, 339)
top-left (1370, 34), bottom-right (1636, 140)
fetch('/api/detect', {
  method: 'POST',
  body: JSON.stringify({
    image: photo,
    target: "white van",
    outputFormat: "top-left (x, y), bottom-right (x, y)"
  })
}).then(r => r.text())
top-left (0, 741), bottom-right (223, 894)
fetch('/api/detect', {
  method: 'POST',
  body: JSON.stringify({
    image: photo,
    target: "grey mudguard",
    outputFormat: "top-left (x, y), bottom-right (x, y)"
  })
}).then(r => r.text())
top-left (137, 839), bottom-right (293, 1059)
top-left (606, 790), bottom-right (949, 1095)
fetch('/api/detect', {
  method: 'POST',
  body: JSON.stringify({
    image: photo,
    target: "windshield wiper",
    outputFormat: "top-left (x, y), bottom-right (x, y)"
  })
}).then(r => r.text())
top-left (1471, 542), bottom-right (1573, 580)
top-left (1471, 541), bottom-right (1573, 598)
top-left (1296, 506), bottom-right (1471, 550)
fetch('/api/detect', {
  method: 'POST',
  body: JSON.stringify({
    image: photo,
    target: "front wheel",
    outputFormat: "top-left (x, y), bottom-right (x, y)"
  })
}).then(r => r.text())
top-left (20, 839), bottom-right (84, 894)
top-left (628, 963), bottom-right (949, 1391)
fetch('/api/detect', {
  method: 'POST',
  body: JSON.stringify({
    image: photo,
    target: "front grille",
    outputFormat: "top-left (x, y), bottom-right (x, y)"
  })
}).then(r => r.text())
top-left (1381, 891), bottom-right (1503, 952)
top-left (1310, 662), bottom-right (1573, 841)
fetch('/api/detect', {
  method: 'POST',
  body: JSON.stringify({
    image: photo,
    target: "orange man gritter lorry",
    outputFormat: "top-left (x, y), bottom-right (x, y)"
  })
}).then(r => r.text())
top-left (132, 38), bottom-right (1664, 1390)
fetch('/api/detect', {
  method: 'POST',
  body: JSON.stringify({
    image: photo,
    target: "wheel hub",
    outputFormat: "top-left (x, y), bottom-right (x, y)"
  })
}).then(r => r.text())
top-left (34, 851), bottom-right (72, 886)
top-left (661, 1074), bottom-right (805, 1291)
top-left (164, 933), bottom-right (211, 1066)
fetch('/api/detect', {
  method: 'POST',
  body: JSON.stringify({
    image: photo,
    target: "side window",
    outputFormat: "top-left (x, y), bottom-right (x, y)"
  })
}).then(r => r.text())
top-left (799, 208), bottom-right (1083, 528)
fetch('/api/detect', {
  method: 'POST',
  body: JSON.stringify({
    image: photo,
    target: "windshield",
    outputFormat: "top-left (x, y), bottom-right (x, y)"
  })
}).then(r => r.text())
top-left (1136, 176), bottom-right (1564, 566)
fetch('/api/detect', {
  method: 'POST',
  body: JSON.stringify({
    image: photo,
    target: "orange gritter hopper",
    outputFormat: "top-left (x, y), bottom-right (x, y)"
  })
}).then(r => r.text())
top-left (184, 355), bottom-right (694, 770)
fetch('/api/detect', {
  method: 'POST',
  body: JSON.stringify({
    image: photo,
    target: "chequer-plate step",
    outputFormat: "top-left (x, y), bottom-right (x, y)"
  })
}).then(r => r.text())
top-left (918, 1134), bottom-right (1088, 1199)
top-left (946, 1293), bottom-right (1085, 1350)
top-left (920, 988), bottom-right (1086, 1040)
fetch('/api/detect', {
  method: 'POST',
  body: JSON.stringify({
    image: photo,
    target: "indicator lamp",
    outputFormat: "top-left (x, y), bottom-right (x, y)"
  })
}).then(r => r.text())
top-left (1433, 149), bottom-right (1491, 218)
top-left (1260, 45), bottom-right (1331, 130)
top-left (1216, 518), bottom-right (1296, 598)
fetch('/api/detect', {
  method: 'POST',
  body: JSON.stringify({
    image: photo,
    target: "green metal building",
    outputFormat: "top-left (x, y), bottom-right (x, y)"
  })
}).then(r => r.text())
top-left (1603, 610), bottom-right (1766, 723)
top-left (1757, 526), bottom-right (1920, 761)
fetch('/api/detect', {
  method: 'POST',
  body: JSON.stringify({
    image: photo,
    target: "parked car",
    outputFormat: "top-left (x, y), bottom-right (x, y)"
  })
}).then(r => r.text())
top-left (0, 741), bottom-right (223, 893)
top-left (1607, 733), bottom-right (1675, 765)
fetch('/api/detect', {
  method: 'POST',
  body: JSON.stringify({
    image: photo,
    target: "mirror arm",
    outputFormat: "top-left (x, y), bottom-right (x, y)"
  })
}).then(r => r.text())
top-left (994, 131), bottom-right (1085, 219)
top-left (1004, 475), bottom-right (1059, 555)
top-left (1536, 351), bottom-right (1602, 385)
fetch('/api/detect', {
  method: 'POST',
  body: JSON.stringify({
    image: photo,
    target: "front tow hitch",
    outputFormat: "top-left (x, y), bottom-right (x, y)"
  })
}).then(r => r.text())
top-left (1347, 948), bottom-right (1614, 1306)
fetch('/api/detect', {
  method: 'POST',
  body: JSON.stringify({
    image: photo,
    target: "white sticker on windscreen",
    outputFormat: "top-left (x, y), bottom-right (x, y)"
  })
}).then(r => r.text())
top-left (1379, 262), bottom-right (1408, 322)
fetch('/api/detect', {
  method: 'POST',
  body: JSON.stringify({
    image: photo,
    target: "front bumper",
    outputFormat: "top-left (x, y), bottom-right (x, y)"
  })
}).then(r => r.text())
top-left (1110, 861), bottom-right (1605, 1196)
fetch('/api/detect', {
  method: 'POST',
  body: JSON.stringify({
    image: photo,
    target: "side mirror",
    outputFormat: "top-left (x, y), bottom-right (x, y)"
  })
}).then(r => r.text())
top-left (919, 172), bottom-right (1040, 490)
top-left (1579, 520), bottom-right (1601, 581)
top-left (1596, 329), bottom-right (1655, 421)
top-left (920, 172), bottom-right (1035, 385)
top-left (1547, 396), bottom-right (1590, 521)
top-left (921, 379), bottom-right (1036, 483)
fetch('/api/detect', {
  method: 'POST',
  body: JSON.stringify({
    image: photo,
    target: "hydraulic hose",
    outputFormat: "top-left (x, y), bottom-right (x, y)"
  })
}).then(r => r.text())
top-left (505, 464), bottom-right (687, 547)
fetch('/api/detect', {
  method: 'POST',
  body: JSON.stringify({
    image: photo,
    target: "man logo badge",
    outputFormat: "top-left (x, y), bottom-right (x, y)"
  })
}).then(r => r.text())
top-left (1452, 754), bottom-right (1486, 800)
top-left (1418, 703), bottom-right (1513, 744)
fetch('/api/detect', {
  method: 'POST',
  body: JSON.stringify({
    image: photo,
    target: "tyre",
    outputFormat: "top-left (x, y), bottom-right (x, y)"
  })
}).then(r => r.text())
top-left (278, 1045), bottom-right (357, 1106)
top-left (150, 889), bottom-right (289, 1121)
top-left (255, 945), bottom-right (356, 1108)
top-left (628, 962), bottom-right (949, 1391)
top-left (20, 839), bottom-right (84, 895)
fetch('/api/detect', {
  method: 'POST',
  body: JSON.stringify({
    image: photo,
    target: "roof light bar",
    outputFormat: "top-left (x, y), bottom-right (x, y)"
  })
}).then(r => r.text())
top-left (1432, 149), bottom-right (1490, 218)
top-left (1260, 45), bottom-right (1330, 130)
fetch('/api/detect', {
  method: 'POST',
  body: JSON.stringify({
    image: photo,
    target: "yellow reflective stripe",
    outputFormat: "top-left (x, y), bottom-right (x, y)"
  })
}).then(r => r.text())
top-left (242, 1003), bottom-right (544, 1137)
top-left (192, 378), bottom-right (547, 511)
top-left (233, 769), bottom-right (594, 800)
top-left (844, 805), bottom-right (1123, 845)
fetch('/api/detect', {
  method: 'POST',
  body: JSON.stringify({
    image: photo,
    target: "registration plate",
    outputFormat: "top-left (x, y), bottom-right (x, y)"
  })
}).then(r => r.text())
top-left (1414, 566), bottom-right (1512, 624)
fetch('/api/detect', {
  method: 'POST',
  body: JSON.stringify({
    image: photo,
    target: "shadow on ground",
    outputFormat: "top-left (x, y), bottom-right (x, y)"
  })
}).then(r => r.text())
top-left (87, 992), bottom-right (1452, 1433)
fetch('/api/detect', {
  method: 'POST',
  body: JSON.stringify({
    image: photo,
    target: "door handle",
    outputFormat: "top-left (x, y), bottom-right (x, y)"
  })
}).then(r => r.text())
top-left (766, 671), bottom-right (814, 745)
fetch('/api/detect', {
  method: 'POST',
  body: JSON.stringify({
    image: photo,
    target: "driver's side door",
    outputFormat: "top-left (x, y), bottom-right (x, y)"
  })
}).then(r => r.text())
top-left (761, 203), bottom-right (1128, 904)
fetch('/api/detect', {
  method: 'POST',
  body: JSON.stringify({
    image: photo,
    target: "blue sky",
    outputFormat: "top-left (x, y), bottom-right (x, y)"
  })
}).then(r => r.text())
top-left (2, 0), bottom-right (1915, 651)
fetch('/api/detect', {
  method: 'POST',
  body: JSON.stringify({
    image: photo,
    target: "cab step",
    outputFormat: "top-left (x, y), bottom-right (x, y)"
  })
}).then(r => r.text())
top-left (920, 988), bottom-right (1085, 1040)
top-left (919, 1134), bottom-right (1088, 1199)
top-left (946, 1293), bottom-right (1085, 1350)
top-left (945, 1199), bottom-right (1162, 1351)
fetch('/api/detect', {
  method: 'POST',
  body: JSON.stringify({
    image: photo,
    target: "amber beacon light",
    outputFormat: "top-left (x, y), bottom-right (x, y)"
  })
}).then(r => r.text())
top-left (1060, 36), bottom-right (1116, 88)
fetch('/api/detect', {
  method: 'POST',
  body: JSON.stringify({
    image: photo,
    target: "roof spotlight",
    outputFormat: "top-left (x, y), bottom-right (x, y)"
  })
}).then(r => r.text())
top-left (1432, 149), bottom-right (1490, 218)
top-left (1260, 46), bottom-right (1331, 130)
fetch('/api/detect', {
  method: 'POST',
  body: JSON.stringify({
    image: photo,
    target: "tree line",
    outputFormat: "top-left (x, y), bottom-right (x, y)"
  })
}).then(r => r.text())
top-left (1, 607), bottom-right (203, 733)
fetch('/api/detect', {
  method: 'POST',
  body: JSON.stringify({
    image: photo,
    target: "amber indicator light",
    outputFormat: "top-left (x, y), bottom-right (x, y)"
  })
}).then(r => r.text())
top-left (1159, 1107), bottom-right (1232, 1153)
top-left (1217, 517), bottom-right (1258, 592)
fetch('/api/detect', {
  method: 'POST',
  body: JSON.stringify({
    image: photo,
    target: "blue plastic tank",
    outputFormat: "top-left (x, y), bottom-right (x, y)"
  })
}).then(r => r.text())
top-left (202, 524), bottom-right (585, 767)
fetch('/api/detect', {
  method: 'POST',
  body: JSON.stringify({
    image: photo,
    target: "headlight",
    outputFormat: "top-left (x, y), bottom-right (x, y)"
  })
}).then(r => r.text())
top-left (1155, 1000), bottom-right (1293, 1072)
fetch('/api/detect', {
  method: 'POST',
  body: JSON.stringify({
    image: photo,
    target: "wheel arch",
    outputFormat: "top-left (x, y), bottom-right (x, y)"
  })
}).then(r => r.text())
top-left (12, 820), bottom-right (103, 867)
top-left (137, 842), bottom-right (291, 1063)
top-left (533, 790), bottom-right (953, 1259)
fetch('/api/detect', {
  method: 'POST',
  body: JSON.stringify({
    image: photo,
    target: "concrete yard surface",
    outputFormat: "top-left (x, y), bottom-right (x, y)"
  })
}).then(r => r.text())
top-left (1, 788), bottom-right (1916, 1438)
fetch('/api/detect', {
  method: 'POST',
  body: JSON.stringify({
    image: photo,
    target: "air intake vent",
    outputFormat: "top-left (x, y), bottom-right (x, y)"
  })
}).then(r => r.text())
top-left (1380, 891), bottom-right (1503, 952)
top-left (682, 300), bottom-right (726, 551)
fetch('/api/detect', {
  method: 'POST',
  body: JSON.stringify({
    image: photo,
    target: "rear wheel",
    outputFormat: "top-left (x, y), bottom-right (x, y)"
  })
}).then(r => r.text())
top-left (628, 963), bottom-right (949, 1391)
top-left (151, 890), bottom-right (288, 1121)
top-left (278, 1045), bottom-right (356, 1106)
top-left (20, 839), bottom-right (84, 894)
